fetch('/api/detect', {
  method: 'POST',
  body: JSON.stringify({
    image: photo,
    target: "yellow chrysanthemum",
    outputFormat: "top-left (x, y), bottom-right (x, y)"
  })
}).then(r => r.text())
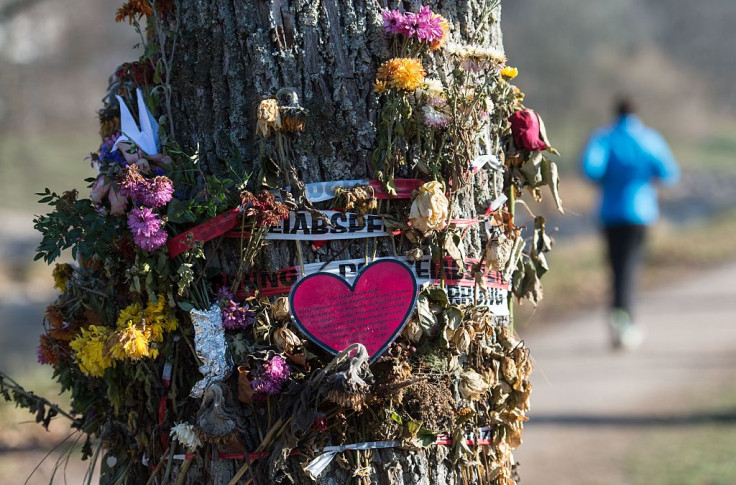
top-left (143, 295), bottom-right (178, 333)
top-left (430, 15), bottom-right (450, 51)
top-left (377, 58), bottom-right (426, 91)
top-left (501, 66), bottom-right (518, 81)
top-left (373, 79), bottom-right (388, 94)
top-left (112, 322), bottom-right (150, 361)
top-left (69, 325), bottom-right (115, 377)
top-left (147, 322), bottom-right (165, 343)
top-left (117, 302), bottom-right (142, 329)
top-left (52, 264), bottom-right (73, 293)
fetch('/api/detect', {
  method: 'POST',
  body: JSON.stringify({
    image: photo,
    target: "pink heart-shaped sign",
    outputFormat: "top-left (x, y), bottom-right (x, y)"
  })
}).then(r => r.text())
top-left (289, 259), bottom-right (418, 362)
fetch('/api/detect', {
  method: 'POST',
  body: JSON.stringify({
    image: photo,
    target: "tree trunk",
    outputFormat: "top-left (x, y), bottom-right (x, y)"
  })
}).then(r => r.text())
top-left (166, 1), bottom-right (507, 483)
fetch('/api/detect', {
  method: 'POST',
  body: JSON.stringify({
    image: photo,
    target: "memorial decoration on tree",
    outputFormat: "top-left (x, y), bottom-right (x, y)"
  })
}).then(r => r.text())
top-left (0, 2), bottom-right (564, 484)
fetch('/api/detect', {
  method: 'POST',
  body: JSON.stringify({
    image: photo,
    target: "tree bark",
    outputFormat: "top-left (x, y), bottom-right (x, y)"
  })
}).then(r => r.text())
top-left (167, 1), bottom-right (505, 483)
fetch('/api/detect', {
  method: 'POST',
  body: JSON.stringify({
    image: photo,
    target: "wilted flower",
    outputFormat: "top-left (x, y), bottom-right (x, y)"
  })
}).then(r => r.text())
top-left (273, 327), bottom-right (301, 354)
top-left (251, 355), bottom-right (291, 395)
top-left (459, 369), bottom-right (490, 401)
top-left (241, 190), bottom-right (290, 227)
top-left (170, 422), bottom-right (203, 452)
top-left (409, 181), bottom-right (449, 233)
top-left (272, 297), bottom-right (291, 321)
top-left (256, 99), bottom-right (281, 137)
top-left (52, 264), bottom-right (73, 293)
top-left (422, 105), bottom-right (451, 129)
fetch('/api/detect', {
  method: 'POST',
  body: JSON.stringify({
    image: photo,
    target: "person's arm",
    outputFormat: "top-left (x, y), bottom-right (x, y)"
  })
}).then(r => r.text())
top-left (647, 132), bottom-right (680, 186)
top-left (580, 131), bottom-right (609, 183)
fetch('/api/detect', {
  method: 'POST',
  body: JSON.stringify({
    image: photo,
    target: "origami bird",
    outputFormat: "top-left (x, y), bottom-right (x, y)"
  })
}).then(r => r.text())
top-left (112, 88), bottom-right (161, 156)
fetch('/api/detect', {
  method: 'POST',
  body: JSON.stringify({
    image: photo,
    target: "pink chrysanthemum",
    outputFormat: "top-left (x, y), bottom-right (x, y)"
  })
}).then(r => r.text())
top-left (118, 165), bottom-right (148, 200)
top-left (415, 6), bottom-right (445, 44)
top-left (128, 207), bottom-right (167, 251)
top-left (400, 11), bottom-right (422, 38)
top-left (382, 9), bottom-right (406, 35)
top-left (139, 176), bottom-right (174, 208)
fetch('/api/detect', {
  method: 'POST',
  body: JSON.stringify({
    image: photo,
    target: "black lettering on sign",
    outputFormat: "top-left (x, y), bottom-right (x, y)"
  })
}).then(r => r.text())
top-left (281, 268), bottom-right (298, 286)
top-left (338, 263), bottom-right (357, 278)
top-left (312, 215), bottom-right (329, 235)
top-left (367, 215), bottom-right (384, 233)
top-left (291, 212), bottom-right (310, 234)
top-left (331, 213), bottom-right (347, 234)
top-left (348, 213), bottom-right (366, 233)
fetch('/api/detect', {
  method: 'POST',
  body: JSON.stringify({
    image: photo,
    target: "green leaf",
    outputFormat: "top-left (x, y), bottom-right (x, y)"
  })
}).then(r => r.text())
top-left (390, 412), bottom-right (403, 425)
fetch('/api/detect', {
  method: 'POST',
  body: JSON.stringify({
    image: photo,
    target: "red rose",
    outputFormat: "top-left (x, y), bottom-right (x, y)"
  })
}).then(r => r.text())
top-left (509, 109), bottom-right (548, 151)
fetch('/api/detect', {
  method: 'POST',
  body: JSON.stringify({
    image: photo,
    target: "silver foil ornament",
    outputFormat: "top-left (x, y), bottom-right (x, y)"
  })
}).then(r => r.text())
top-left (189, 304), bottom-right (232, 398)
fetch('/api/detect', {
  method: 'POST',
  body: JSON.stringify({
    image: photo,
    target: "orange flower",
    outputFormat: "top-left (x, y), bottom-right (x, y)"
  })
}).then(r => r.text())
top-left (377, 58), bottom-right (426, 91)
top-left (430, 15), bottom-right (450, 50)
top-left (115, 0), bottom-right (153, 24)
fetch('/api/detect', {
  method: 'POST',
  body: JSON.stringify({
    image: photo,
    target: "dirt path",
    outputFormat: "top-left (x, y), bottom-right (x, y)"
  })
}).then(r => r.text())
top-left (514, 261), bottom-right (736, 484)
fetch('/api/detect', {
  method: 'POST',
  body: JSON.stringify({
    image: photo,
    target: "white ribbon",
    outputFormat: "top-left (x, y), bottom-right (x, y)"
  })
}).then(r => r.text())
top-left (305, 440), bottom-right (400, 479)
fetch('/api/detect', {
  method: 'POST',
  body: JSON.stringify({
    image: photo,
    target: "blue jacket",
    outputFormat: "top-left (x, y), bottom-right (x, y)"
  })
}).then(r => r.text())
top-left (581, 115), bottom-right (680, 226)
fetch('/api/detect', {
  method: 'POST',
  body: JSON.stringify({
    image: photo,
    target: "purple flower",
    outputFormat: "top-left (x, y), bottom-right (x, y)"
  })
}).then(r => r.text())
top-left (119, 166), bottom-right (148, 200)
top-left (382, 9), bottom-right (406, 35)
top-left (221, 300), bottom-right (256, 330)
top-left (415, 6), bottom-right (444, 43)
top-left (250, 355), bottom-right (290, 395)
top-left (128, 207), bottom-right (168, 251)
top-left (400, 12), bottom-right (421, 38)
top-left (139, 176), bottom-right (174, 208)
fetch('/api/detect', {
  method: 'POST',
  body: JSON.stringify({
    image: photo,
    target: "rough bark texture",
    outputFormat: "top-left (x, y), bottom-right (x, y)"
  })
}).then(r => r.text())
top-left (168, 1), bottom-right (504, 483)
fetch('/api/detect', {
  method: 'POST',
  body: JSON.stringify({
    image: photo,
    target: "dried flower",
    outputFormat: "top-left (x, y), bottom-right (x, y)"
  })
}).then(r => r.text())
top-left (250, 355), bottom-right (291, 395)
top-left (422, 105), bottom-right (451, 129)
top-left (271, 297), bottom-right (291, 321)
top-left (52, 264), bottom-right (73, 293)
top-left (273, 327), bottom-right (301, 354)
top-left (459, 369), bottom-right (490, 401)
top-left (409, 181), bottom-right (449, 233)
top-left (115, 0), bottom-right (153, 23)
top-left (256, 99), bottom-right (281, 137)
top-left (37, 334), bottom-right (60, 366)
top-left (509, 109), bottom-right (548, 151)
top-left (241, 190), bottom-right (290, 227)
top-left (170, 422), bottom-right (203, 452)
top-left (430, 14), bottom-right (450, 50)
top-left (140, 175), bottom-right (174, 208)
top-left (448, 43), bottom-right (507, 73)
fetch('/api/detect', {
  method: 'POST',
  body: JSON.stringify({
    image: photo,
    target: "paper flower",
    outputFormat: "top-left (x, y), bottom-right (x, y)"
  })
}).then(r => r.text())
top-left (409, 181), bottom-right (449, 233)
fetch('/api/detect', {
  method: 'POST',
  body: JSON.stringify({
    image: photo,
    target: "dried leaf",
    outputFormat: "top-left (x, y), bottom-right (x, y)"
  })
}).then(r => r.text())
top-left (543, 159), bottom-right (564, 213)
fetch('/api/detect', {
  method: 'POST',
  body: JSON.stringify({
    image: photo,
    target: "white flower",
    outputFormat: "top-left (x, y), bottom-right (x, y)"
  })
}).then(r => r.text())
top-left (421, 78), bottom-right (444, 97)
top-left (170, 422), bottom-right (202, 452)
top-left (422, 105), bottom-right (451, 129)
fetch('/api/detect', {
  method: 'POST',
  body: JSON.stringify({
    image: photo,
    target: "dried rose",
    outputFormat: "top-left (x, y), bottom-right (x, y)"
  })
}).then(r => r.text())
top-left (272, 297), bottom-right (290, 321)
top-left (404, 318), bottom-right (423, 343)
top-left (273, 326), bottom-right (301, 354)
top-left (409, 181), bottom-right (449, 234)
top-left (256, 99), bottom-right (281, 137)
top-left (459, 369), bottom-right (490, 401)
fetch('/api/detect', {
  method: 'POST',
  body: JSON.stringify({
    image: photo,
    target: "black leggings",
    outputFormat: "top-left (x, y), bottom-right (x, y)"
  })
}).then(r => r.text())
top-left (604, 224), bottom-right (647, 316)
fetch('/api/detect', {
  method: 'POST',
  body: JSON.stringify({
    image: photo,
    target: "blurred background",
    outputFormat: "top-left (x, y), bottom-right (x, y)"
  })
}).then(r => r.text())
top-left (1, 0), bottom-right (735, 483)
